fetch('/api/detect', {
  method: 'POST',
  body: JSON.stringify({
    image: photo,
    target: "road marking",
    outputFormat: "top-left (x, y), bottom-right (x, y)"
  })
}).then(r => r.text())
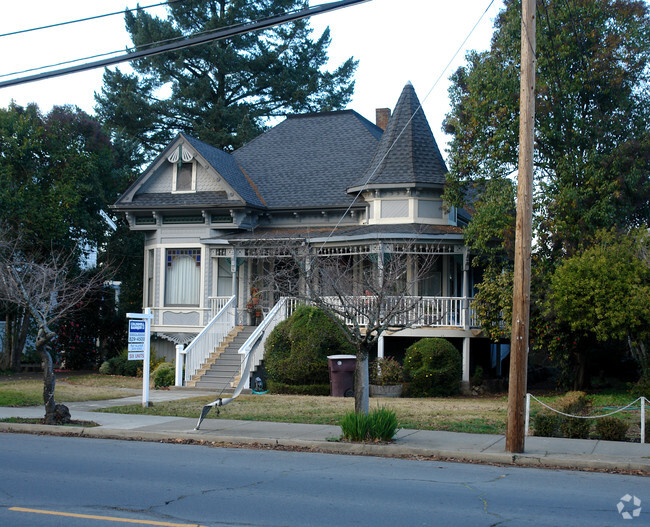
top-left (9, 507), bottom-right (206, 526)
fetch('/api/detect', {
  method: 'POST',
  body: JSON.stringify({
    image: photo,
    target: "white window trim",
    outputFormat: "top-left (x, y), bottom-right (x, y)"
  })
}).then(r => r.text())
top-left (172, 161), bottom-right (197, 194)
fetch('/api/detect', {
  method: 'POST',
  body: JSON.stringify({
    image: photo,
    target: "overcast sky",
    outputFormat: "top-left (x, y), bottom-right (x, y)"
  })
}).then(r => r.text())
top-left (0, 0), bottom-right (505, 155)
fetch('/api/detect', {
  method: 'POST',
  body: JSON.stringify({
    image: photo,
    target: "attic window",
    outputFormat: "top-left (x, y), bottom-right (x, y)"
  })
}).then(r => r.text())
top-left (168, 144), bottom-right (196, 193)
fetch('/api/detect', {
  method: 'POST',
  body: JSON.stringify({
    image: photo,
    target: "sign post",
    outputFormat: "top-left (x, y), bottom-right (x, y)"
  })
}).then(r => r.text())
top-left (127, 309), bottom-right (153, 408)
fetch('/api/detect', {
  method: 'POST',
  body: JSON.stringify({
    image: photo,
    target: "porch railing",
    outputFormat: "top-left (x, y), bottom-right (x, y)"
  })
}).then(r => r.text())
top-left (238, 297), bottom-right (291, 389)
top-left (295, 296), bottom-right (478, 329)
top-left (183, 296), bottom-right (236, 383)
top-left (209, 296), bottom-right (234, 317)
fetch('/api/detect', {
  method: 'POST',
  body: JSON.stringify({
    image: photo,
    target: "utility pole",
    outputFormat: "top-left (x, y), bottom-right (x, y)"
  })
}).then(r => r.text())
top-left (506, 0), bottom-right (536, 453)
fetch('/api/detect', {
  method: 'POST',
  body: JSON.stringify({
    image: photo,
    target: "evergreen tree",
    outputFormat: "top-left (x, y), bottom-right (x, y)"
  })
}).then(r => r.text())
top-left (95, 0), bottom-right (357, 155)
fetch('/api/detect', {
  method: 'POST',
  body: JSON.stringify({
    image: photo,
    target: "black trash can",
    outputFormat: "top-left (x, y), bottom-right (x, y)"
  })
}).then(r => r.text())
top-left (327, 354), bottom-right (356, 397)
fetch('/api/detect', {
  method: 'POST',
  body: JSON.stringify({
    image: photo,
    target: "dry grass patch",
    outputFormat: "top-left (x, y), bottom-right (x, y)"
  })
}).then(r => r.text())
top-left (100, 394), bottom-right (508, 434)
top-left (0, 375), bottom-right (144, 407)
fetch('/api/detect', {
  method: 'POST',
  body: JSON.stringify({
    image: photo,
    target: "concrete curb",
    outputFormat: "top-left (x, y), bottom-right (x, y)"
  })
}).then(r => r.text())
top-left (2, 422), bottom-right (648, 474)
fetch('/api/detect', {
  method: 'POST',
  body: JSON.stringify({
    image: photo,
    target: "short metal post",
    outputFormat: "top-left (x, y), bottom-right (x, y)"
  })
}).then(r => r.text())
top-left (641, 397), bottom-right (646, 444)
top-left (524, 393), bottom-right (531, 436)
top-left (175, 344), bottom-right (185, 387)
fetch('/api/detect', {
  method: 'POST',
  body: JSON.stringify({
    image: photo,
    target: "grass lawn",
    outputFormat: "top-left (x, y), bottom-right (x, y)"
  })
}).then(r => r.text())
top-left (99, 394), bottom-right (510, 434)
top-left (0, 373), bottom-right (145, 407)
top-left (1, 372), bottom-right (644, 437)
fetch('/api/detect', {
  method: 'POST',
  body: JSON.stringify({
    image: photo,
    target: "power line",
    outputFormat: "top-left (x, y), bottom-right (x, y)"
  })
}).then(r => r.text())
top-left (312, 0), bottom-right (497, 253)
top-left (0, 0), bottom-right (370, 90)
top-left (0, 1), bottom-right (181, 39)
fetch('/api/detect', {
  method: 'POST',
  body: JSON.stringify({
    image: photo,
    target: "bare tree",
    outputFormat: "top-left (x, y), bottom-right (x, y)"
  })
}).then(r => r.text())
top-left (0, 232), bottom-right (107, 424)
top-left (251, 237), bottom-right (441, 415)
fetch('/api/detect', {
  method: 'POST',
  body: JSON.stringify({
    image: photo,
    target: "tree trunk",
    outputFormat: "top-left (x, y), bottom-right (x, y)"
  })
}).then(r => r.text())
top-left (574, 350), bottom-right (590, 390)
top-left (13, 311), bottom-right (30, 370)
top-left (354, 348), bottom-right (369, 415)
top-left (41, 347), bottom-right (56, 424)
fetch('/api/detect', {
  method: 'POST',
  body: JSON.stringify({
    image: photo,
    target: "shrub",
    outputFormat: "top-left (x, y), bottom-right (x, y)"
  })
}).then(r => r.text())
top-left (595, 417), bottom-right (629, 441)
top-left (471, 365), bottom-right (484, 387)
top-left (153, 362), bottom-right (175, 389)
top-left (533, 412), bottom-right (559, 437)
top-left (560, 416), bottom-right (591, 439)
top-left (555, 391), bottom-right (588, 414)
top-left (266, 381), bottom-right (330, 396)
top-left (98, 361), bottom-right (112, 375)
top-left (549, 391), bottom-right (591, 439)
top-left (265, 306), bottom-right (354, 386)
top-left (369, 357), bottom-right (403, 386)
top-left (340, 407), bottom-right (398, 442)
top-left (105, 351), bottom-right (140, 377)
top-left (403, 338), bottom-right (461, 397)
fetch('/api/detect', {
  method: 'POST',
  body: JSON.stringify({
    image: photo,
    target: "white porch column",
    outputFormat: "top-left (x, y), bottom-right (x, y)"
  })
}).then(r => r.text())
top-left (175, 344), bottom-right (186, 387)
top-left (462, 246), bottom-right (470, 329)
top-left (230, 249), bottom-right (238, 324)
top-left (461, 336), bottom-right (471, 395)
top-left (378, 334), bottom-right (385, 359)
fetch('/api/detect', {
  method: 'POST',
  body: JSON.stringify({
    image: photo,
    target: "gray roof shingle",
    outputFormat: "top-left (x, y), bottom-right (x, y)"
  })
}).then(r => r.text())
top-left (350, 83), bottom-right (448, 190)
top-left (232, 110), bottom-right (382, 208)
top-left (183, 134), bottom-right (264, 208)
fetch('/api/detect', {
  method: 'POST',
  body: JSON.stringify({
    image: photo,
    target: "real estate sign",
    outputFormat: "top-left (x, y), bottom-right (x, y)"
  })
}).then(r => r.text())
top-left (126, 311), bottom-right (153, 407)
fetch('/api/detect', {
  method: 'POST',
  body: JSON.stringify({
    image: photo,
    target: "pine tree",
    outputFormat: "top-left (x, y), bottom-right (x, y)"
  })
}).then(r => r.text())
top-left (95, 0), bottom-right (357, 155)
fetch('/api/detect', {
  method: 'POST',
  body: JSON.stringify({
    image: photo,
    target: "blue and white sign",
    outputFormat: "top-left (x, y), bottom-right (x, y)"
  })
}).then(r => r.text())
top-left (127, 311), bottom-right (153, 408)
top-left (128, 320), bottom-right (146, 343)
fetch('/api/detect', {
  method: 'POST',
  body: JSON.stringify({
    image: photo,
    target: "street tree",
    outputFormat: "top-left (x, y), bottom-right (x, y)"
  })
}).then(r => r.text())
top-left (255, 239), bottom-right (440, 415)
top-left (443, 0), bottom-right (649, 386)
top-left (95, 0), bottom-right (357, 155)
top-left (544, 229), bottom-right (650, 384)
top-left (443, 0), bottom-right (649, 259)
top-left (0, 232), bottom-right (107, 423)
top-left (0, 103), bottom-right (128, 371)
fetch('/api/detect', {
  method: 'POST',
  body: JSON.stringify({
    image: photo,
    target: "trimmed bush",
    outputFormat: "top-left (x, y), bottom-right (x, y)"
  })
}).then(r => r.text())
top-left (104, 351), bottom-right (139, 377)
top-left (265, 306), bottom-right (354, 386)
top-left (340, 407), bottom-right (398, 442)
top-left (266, 381), bottom-right (330, 396)
top-left (595, 417), bottom-right (629, 441)
top-left (403, 338), bottom-right (461, 397)
top-left (553, 391), bottom-right (591, 439)
top-left (560, 416), bottom-right (591, 439)
top-left (153, 362), bottom-right (175, 389)
top-left (533, 412), bottom-right (559, 437)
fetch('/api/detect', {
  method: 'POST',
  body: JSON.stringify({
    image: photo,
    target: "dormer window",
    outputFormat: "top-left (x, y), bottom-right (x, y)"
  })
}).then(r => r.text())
top-left (168, 144), bottom-right (196, 193)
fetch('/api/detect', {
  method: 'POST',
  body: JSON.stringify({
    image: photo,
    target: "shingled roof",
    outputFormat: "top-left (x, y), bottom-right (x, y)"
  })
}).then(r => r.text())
top-left (232, 110), bottom-right (383, 209)
top-left (349, 83), bottom-right (448, 191)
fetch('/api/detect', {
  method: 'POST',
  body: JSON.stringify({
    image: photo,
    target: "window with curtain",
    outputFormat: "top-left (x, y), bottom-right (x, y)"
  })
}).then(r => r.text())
top-left (216, 258), bottom-right (232, 297)
top-left (165, 249), bottom-right (201, 306)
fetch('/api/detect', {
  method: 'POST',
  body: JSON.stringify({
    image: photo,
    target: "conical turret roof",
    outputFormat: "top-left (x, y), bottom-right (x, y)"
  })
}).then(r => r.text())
top-left (349, 83), bottom-right (447, 191)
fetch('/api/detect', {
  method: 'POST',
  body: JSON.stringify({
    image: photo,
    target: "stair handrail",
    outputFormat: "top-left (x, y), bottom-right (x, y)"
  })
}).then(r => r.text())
top-left (238, 297), bottom-right (290, 389)
top-left (183, 295), bottom-right (236, 383)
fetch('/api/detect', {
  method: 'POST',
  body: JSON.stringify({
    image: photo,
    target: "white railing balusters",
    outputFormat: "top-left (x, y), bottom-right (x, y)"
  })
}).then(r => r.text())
top-left (238, 297), bottom-right (291, 389)
top-left (183, 296), bottom-right (236, 384)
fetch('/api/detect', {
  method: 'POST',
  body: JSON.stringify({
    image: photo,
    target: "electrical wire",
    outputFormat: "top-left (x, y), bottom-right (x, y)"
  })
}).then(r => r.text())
top-left (0, 0), bottom-right (181, 39)
top-left (0, 0), bottom-right (368, 87)
top-left (311, 0), bottom-right (498, 255)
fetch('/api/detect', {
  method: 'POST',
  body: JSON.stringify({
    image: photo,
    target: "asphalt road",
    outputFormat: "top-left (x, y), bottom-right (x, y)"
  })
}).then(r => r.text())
top-left (0, 433), bottom-right (646, 526)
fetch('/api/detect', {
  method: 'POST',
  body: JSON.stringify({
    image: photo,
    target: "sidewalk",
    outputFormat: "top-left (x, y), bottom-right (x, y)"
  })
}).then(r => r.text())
top-left (1, 390), bottom-right (648, 474)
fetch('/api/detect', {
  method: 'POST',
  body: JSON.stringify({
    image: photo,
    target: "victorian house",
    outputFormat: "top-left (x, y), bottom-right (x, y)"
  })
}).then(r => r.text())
top-left (113, 83), bottom-right (501, 391)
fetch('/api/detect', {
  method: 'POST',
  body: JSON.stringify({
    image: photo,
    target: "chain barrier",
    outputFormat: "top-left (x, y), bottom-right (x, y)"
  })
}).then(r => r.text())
top-left (525, 394), bottom-right (647, 443)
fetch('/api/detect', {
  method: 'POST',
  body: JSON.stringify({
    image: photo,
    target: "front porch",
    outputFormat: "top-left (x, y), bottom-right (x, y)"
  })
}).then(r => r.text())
top-left (149, 294), bottom-right (481, 335)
